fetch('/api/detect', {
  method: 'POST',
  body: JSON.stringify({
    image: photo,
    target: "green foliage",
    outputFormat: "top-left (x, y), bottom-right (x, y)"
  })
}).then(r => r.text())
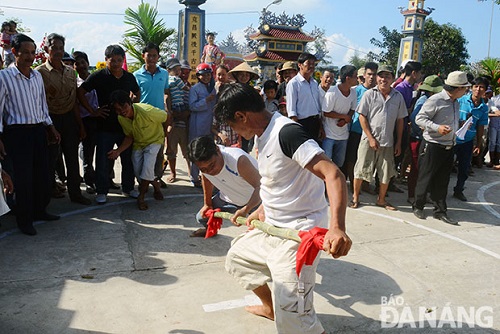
top-left (349, 52), bottom-right (369, 69)
top-left (479, 58), bottom-right (500, 94)
top-left (4, 17), bottom-right (30, 33)
top-left (370, 19), bottom-right (469, 76)
top-left (122, 2), bottom-right (175, 65)
top-left (306, 26), bottom-right (331, 65)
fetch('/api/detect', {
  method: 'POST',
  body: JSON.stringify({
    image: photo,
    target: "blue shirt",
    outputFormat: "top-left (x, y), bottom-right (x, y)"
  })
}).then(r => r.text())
top-left (285, 72), bottom-right (321, 119)
top-left (133, 65), bottom-right (169, 110)
top-left (410, 94), bottom-right (428, 140)
top-left (351, 84), bottom-right (369, 134)
top-left (457, 93), bottom-right (489, 144)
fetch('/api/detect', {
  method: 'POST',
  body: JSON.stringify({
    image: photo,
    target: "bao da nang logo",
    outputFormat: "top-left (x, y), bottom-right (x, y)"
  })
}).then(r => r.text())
top-left (380, 295), bottom-right (494, 329)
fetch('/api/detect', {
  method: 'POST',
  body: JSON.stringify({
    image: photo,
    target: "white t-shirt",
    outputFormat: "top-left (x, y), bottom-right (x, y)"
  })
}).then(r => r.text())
top-left (322, 84), bottom-right (357, 140)
top-left (203, 146), bottom-right (258, 207)
top-left (256, 112), bottom-right (328, 230)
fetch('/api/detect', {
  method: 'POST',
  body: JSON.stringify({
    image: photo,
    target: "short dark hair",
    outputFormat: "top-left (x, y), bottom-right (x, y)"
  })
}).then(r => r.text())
top-left (472, 76), bottom-right (489, 88)
top-left (142, 42), bottom-right (160, 55)
top-left (72, 51), bottom-right (89, 64)
top-left (274, 63), bottom-right (283, 70)
top-left (215, 83), bottom-right (265, 124)
top-left (2, 22), bottom-right (10, 30)
top-left (443, 84), bottom-right (460, 93)
top-left (340, 65), bottom-right (357, 83)
top-left (206, 32), bottom-right (215, 38)
top-left (364, 61), bottom-right (378, 72)
top-left (297, 52), bottom-right (317, 64)
top-left (109, 90), bottom-right (132, 107)
top-left (404, 61), bottom-right (422, 76)
top-left (46, 33), bottom-right (65, 47)
top-left (263, 80), bottom-right (278, 91)
top-left (188, 136), bottom-right (218, 163)
top-left (8, 20), bottom-right (17, 27)
top-left (11, 33), bottom-right (35, 51)
top-left (216, 64), bottom-right (229, 73)
top-left (105, 45), bottom-right (125, 59)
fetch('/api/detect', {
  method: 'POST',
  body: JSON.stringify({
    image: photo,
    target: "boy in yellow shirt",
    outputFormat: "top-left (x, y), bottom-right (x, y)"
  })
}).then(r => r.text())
top-left (108, 90), bottom-right (168, 210)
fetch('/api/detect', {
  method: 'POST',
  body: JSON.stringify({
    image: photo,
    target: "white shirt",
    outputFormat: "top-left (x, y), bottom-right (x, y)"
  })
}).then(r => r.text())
top-left (322, 84), bottom-right (357, 140)
top-left (203, 146), bottom-right (258, 207)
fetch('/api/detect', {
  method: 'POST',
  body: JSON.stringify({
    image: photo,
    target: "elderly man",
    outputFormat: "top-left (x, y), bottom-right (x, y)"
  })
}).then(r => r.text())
top-left (215, 83), bottom-right (351, 334)
top-left (349, 65), bottom-right (407, 211)
top-left (413, 71), bottom-right (470, 225)
top-left (0, 34), bottom-right (61, 235)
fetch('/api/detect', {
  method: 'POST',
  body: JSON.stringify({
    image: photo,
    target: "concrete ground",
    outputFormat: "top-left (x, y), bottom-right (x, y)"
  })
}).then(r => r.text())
top-left (0, 159), bottom-right (499, 334)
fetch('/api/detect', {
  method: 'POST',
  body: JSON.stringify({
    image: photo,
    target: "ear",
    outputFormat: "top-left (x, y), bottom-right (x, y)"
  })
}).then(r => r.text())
top-left (234, 111), bottom-right (247, 122)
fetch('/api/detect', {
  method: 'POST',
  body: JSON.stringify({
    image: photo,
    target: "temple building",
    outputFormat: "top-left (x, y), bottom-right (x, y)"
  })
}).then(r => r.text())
top-left (244, 11), bottom-right (315, 82)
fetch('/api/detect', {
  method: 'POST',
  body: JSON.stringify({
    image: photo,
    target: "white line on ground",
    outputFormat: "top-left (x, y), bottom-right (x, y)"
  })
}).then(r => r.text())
top-left (358, 208), bottom-right (500, 260)
top-left (477, 181), bottom-right (500, 220)
top-left (202, 294), bottom-right (262, 312)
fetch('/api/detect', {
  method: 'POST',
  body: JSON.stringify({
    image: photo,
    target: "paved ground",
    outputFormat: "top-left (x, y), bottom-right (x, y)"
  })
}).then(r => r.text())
top-left (0, 159), bottom-right (499, 333)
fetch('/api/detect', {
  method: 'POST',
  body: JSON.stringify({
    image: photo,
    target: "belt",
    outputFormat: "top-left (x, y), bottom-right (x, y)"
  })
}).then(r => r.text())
top-left (428, 141), bottom-right (453, 150)
top-left (5, 123), bottom-right (44, 129)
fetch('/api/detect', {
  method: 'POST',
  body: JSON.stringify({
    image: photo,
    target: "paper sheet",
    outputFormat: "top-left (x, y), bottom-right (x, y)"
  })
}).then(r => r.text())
top-left (455, 116), bottom-right (473, 140)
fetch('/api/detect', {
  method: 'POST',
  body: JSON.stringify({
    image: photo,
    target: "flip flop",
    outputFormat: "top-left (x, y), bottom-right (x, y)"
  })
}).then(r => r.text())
top-left (376, 202), bottom-right (397, 211)
top-left (348, 200), bottom-right (359, 209)
top-left (190, 228), bottom-right (207, 238)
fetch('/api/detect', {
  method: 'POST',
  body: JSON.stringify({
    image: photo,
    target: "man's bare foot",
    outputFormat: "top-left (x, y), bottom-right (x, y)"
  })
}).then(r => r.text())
top-left (166, 174), bottom-right (176, 183)
top-left (245, 305), bottom-right (274, 321)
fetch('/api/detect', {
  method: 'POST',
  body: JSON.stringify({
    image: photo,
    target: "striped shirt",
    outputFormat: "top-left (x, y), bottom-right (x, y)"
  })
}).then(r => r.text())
top-left (0, 66), bottom-right (52, 132)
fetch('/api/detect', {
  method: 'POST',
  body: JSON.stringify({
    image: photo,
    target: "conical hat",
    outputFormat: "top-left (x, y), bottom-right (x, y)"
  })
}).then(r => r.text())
top-left (228, 62), bottom-right (260, 81)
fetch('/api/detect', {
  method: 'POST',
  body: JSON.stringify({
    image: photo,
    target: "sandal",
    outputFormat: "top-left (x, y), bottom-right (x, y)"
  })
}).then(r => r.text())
top-left (153, 190), bottom-right (164, 200)
top-left (348, 200), bottom-right (359, 209)
top-left (137, 199), bottom-right (148, 210)
top-left (189, 228), bottom-right (207, 238)
top-left (376, 202), bottom-right (397, 211)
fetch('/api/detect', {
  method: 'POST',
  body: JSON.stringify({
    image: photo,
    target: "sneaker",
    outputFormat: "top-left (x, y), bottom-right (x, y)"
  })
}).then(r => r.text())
top-left (96, 194), bottom-right (107, 204)
top-left (123, 189), bottom-right (139, 198)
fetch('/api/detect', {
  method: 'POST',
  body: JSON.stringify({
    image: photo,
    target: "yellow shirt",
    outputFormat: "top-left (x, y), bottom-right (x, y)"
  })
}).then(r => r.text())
top-left (35, 61), bottom-right (77, 115)
top-left (118, 103), bottom-right (167, 150)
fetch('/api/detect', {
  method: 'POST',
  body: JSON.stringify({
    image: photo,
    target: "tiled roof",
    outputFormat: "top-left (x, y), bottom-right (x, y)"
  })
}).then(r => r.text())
top-left (249, 27), bottom-right (314, 42)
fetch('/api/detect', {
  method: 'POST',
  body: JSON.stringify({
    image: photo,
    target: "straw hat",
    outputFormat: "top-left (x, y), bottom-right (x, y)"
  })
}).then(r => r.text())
top-left (228, 62), bottom-right (260, 81)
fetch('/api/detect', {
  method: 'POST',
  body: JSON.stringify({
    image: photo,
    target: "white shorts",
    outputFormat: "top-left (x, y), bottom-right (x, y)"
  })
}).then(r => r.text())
top-left (225, 229), bottom-right (324, 334)
top-left (132, 143), bottom-right (161, 181)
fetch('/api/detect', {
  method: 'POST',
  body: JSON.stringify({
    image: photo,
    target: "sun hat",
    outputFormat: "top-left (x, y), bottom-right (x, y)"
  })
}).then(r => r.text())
top-left (357, 67), bottom-right (365, 77)
top-left (279, 61), bottom-right (298, 74)
top-left (418, 75), bottom-right (443, 93)
top-left (228, 62), bottom-right (260, 81)
top-left (444, 71), bottom-right (471, 87)
top-left (377, 64), bottom-right (394, 76)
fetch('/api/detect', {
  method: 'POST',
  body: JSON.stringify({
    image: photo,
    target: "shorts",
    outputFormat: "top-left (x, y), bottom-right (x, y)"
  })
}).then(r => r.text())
top-left (354, 137), bottom-right (396, 184)
top-left (226, 229), bottom-right (324, 334)
top-left (132, 143), bottom-right (161, 181)
top-left (166, 126), bottom-right (188, 160)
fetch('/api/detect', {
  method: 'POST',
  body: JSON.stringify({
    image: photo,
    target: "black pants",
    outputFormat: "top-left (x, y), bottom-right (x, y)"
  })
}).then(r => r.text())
top-left (49, 112), bottom-right (82, 198)
top-left (414, 141), bottom-right (454, 216)
top-left (298, 115), bottom-right (321, 144)
top-left (3, 124), bottom-right (51, 229)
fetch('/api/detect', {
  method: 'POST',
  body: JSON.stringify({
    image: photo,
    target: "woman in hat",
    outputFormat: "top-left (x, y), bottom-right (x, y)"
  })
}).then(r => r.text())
top-left (228, 62), bottom-right (260, 152)
top-left (407, 75), bottom-right (443, 204)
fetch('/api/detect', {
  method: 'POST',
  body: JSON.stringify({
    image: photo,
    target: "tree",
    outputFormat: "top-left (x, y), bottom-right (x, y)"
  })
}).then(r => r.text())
top-left (421, 19), bottom-right (469, 75)
top-left (306, 26), bottom-right (331, 65)
top-left (370, 19), bottom-right (469, 75)
top-left (479, 58), bottom-right (500, 94)
top-left (349, 52), bottom-right (369, 69)
top-left (219, 32), bottom-right (244, 54)
top-left (122, 1), bottom-right (175, 64)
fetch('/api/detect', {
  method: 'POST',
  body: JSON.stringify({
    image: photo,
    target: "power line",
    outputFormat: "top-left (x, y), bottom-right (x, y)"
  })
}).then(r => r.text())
top-left (324, 37), bottom-right (375, 56)
top-left (0, 5), bottom-right (259, 16)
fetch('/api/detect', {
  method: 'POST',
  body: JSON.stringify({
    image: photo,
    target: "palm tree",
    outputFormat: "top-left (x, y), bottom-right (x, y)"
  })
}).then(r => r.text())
top-left (122, 1), bottom-right (175, 64)
top-left (479, 58), bottom-right (500, 94)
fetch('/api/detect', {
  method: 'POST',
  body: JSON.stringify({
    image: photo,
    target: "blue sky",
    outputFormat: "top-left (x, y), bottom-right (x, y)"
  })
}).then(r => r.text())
top-left (1, 0), bottom-right (499, 66)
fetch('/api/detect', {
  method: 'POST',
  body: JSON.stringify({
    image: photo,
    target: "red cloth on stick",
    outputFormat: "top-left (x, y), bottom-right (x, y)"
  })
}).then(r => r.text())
top-left (205, 208), bottom-right (223, 238)
top-left (296, 227), bottom-right (328, 276)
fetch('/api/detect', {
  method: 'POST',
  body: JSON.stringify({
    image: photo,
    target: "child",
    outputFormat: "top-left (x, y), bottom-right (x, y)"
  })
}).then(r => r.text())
top-left (1, 21), bottom-right (14, 68)
top-left (263, 80), bottom-right (279, 113)
top-left (165, 58), bottom-right (190, 183)
top-left (108, 90), bottom-right (168, 210)
top-left (278, 97), bottom-right (287, 117)
top-left (200, 32), bottom-right (225, 74)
